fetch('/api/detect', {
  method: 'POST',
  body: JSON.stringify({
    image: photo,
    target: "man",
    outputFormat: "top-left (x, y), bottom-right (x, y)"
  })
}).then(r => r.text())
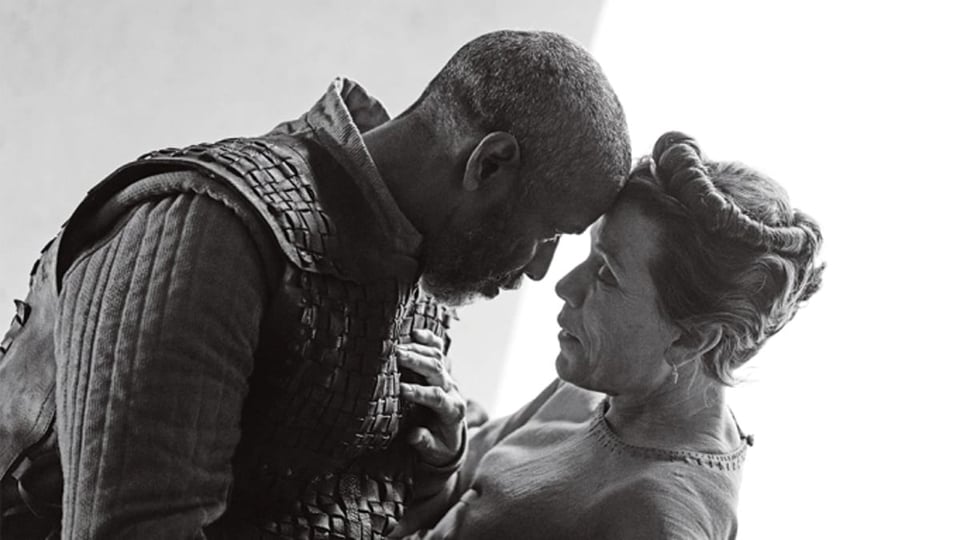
top-left (0, 30), bottom-right (630, 539)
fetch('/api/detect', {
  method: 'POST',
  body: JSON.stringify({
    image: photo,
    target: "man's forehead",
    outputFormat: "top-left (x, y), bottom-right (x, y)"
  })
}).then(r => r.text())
top-left (558, 218), bottom-right (593, 235)
top-left (539, 183), bottom-right (621, 235)
top-left (550, 207), bottom-right (604, 235)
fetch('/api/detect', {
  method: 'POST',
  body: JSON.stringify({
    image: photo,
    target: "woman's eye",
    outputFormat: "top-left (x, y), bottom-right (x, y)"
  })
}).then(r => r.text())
top-left (597, 264), bottom-right (617, 285)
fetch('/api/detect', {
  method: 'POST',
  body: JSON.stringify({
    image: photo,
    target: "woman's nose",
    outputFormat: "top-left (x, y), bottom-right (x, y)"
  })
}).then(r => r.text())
top-left (555, 262), bottom-right (586, 307)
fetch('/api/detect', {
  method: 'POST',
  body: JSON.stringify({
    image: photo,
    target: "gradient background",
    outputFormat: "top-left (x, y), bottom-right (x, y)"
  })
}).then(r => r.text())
top-left (1, 1), bottom-right (956, 537)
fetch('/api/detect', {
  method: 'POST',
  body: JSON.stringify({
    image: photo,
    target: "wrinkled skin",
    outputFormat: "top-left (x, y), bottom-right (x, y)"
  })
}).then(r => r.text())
top-left (554, 201), bottom-right (681, 399)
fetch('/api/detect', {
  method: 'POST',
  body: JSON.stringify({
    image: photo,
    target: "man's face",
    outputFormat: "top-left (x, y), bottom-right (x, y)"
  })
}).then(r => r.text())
top-left (419, 189), bottom-right (600, 306)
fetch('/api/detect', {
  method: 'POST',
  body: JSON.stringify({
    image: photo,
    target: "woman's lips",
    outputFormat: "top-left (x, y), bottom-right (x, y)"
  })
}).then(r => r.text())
top-left (557, 315), bottom-right (580, 343)
top-left (558, 329), bottom-right (578, 341)
top-left (557, 329), bottom-right (581, 355)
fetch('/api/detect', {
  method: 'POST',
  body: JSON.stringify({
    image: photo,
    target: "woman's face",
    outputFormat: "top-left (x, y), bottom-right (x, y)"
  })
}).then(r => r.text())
top-left (555, 200), bottom-right (681, 397)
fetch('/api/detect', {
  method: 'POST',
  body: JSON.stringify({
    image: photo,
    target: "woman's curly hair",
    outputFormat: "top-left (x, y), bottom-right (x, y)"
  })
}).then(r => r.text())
top-left (627, 132), bottom-right (824, 385)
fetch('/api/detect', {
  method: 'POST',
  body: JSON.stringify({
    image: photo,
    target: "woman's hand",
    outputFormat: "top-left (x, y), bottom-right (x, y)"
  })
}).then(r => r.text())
top-left (397, 329), bottom-right (466, 466)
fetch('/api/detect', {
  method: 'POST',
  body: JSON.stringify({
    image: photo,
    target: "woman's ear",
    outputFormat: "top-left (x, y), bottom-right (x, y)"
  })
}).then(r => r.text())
top-left (462, 131), bottom-right (520, 192)
top-left (669, 324), bottom-right (723, 366)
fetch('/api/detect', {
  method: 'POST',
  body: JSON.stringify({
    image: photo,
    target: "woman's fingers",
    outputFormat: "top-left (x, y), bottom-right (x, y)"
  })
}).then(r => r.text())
top-left (401, 342), bottom-right (442, 358)
top-left (400, 383), bottom-right (465, 425)
top-left (396, 347), bottom-right (453, 390)
top-left (412, 328), bottom-right (445, 349)
top-left (399, 342), bottom-right (447, 367)
top-left (406, 426), bottom-right (450, 465)
top-left (397, 329), bottom-right (467, 468)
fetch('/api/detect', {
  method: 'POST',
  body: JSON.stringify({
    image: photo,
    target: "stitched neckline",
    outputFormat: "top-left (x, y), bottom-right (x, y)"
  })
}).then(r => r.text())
top-left (589, 399), bottom-right (750, 471)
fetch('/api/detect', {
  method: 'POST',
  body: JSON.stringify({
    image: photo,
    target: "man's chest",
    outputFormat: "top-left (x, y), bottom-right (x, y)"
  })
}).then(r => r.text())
top-left (250, 270), bottom-right (449, 454)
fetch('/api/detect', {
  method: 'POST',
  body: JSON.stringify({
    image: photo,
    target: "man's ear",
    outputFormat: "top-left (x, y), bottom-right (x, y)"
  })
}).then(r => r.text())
top-left (669, 324), bottom-right (723, 367)
top-left (462, 131), bottom-right (520, 192)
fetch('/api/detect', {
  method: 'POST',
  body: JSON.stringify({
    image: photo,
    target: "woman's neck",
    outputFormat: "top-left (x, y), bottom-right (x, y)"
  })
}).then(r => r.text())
top-left (604, 376), bottom-right (740, 454)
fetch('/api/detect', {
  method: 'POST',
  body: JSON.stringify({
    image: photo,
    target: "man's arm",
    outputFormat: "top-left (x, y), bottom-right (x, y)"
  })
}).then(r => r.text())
top-left (54, 193), bottom-right (270, 538)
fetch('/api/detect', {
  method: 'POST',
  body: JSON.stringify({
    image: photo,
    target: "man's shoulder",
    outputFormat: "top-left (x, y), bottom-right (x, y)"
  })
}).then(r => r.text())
top-left (57, 164), bottom-right (286, 285)
top-left (130, 138), bottom-right (342, 272)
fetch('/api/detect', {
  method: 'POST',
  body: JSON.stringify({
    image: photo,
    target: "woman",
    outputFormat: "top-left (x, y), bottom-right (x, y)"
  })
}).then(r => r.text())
top-left (395, 132), bottom-right (824, 539)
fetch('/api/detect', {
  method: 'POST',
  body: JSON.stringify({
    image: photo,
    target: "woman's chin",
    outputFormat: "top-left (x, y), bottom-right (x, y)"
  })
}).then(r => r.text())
top-left (554, 349), bottom-right (580, 383)
top-left (556, 331), bottom-right (589, 381)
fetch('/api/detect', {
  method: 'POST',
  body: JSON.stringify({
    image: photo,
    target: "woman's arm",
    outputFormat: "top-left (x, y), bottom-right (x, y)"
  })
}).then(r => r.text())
top-left (455, 377), bottom-right (562, 494)
top-left (388, 329), bottom-right (467, 536)
top-left (392, 331), bottom-right (564, 538)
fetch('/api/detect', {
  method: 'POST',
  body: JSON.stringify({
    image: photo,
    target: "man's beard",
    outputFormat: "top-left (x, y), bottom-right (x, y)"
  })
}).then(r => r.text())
top-left (421, 263), bottom-right (524, 307)
top-left (419, 215), bottom-right (526, 306)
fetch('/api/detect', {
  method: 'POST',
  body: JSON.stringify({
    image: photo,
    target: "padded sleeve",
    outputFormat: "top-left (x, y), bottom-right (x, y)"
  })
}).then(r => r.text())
top-left (54, 193), bottom-right (268, 538)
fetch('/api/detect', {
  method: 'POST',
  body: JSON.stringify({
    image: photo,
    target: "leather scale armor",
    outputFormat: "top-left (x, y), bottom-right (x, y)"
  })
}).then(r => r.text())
top-left (0, 134), bottom-right (455, 539)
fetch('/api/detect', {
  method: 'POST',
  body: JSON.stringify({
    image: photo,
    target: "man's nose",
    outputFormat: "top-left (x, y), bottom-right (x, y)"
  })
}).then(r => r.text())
top-left (522, 238), bottom-right (559, 281)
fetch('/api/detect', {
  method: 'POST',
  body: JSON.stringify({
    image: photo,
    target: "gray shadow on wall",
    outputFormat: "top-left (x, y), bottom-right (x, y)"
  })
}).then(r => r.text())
top-left (0, 0), bottom-right (607, 411)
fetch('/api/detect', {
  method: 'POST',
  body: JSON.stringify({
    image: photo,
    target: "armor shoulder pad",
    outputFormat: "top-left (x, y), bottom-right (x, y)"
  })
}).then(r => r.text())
top-left (140, 138), bottom-right (338, 276)
top-left (62, 138), bottom-right (340, 284)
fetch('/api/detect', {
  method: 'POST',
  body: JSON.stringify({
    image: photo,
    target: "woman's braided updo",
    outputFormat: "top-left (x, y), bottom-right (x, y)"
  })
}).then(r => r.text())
top-left (627, 131), bottom-right (824, 384)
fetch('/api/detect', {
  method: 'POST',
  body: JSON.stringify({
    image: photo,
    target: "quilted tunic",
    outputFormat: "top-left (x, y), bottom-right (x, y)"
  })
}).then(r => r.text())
top-left (0, 79), bottom-right (457, 539)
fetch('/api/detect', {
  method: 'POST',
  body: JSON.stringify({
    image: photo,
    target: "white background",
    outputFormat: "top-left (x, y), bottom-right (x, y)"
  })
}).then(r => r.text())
top-left (498, 1), bottom-right (960, 538)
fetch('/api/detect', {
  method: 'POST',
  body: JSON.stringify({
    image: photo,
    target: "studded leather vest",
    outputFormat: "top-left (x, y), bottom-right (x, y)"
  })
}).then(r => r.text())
top-left (0, 134), bottom-right (455, 539)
